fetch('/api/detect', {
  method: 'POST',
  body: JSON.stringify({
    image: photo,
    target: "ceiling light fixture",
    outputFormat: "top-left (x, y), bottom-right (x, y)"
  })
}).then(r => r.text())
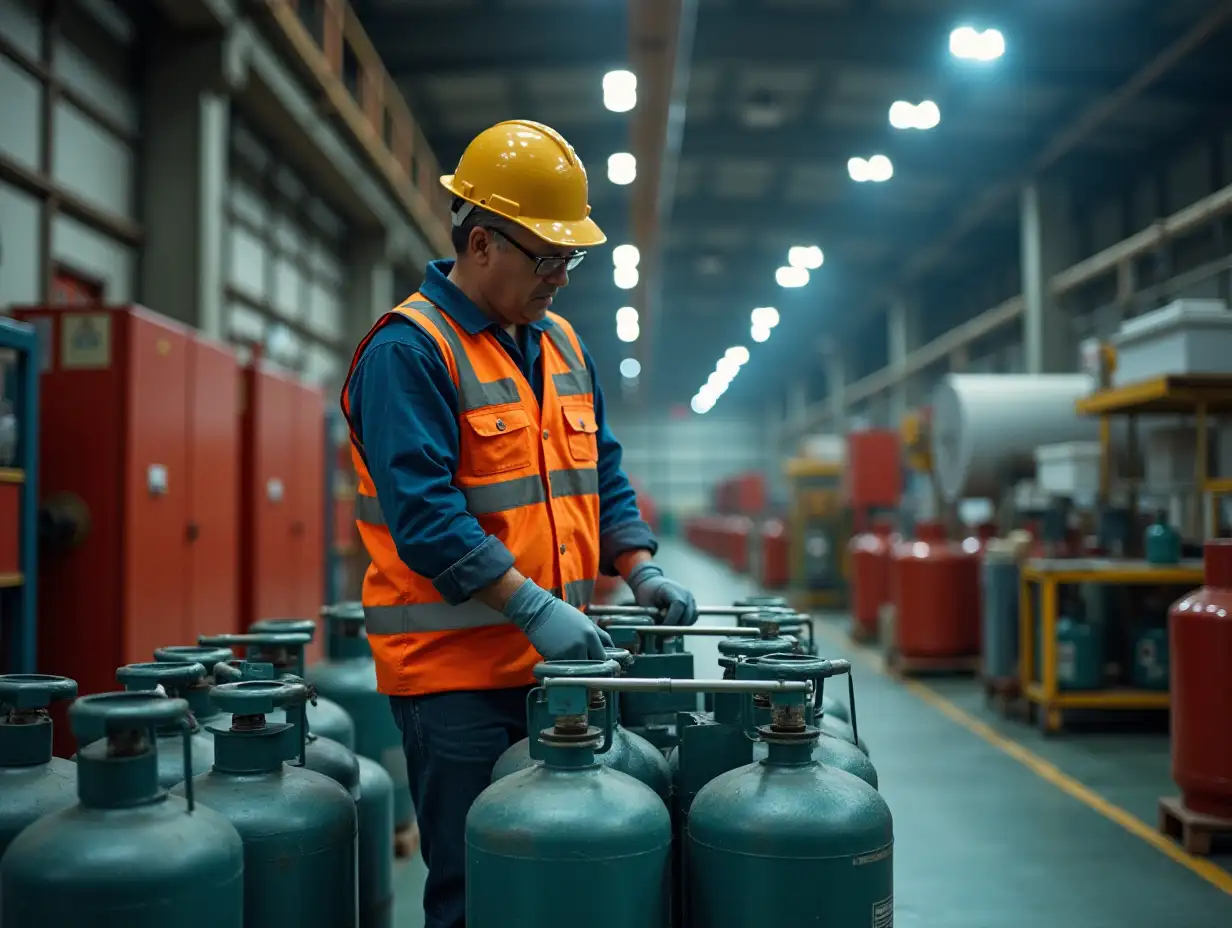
top-left (949, 26), bottom-right (1005, 62)
top-left (848, 155), bottom-right (893, 183)
top-left (620, 357), bottom-right (642, 379)
top-left (787, 246), bottom-right (824, 270)
top-left (889, 100), bottom-right (941, 131)
top-left (607, 152), bottom-right (637, 185)
top-left (602, 70), bottom-right (637, 112)
top-left (612, 244), bottom-right (640, 268)
top-left (775, 266), bottom-right (809, 288)
top-left (614, 266), bottom-right (639, 290)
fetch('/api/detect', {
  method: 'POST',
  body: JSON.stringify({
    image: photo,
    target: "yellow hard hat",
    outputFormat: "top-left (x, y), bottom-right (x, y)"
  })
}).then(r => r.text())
top-left (440, 120), bottom-right (606, 249)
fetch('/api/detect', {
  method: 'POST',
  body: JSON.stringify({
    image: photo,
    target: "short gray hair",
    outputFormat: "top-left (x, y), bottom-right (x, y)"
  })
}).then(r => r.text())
top-left (450, 197), bottom-right (523, 255)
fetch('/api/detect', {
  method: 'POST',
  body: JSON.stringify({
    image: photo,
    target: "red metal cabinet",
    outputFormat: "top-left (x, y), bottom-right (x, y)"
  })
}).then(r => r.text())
top-left (240, 365), bottom-right (326, 664)
top-left (186, 338), bottom-right (241, 641)
top-left (10, 305), bottom-right (241, 755)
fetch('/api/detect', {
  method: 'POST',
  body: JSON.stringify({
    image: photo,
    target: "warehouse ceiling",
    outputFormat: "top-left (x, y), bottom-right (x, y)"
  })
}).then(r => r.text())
top-left (355, 0), bottom-right (1232, 413)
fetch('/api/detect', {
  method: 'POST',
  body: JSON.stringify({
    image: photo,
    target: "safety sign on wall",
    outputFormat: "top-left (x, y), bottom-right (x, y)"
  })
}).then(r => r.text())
top-left (60, 313), bottom-right (112, 370)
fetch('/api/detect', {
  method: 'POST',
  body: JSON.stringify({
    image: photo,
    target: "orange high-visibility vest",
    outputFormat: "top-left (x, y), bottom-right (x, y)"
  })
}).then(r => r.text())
top-left (339, 297), bottom-right (600, 696)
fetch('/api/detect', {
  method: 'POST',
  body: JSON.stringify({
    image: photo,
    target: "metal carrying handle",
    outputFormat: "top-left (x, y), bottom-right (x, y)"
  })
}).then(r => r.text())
top-left (600, 625), bottom-right (761, 637)
top-left (526, 659), bottom-right (620, 760)
top-left (211, 680), bottom-right (311, 766)
top-left (0, 673), bottom-right (78, 711)
top-left (743, 653), bottom-right (858, 746)
top-left (199, 632), bottom-right (312, 649)
top-left (249, 618), bottom-right (318, 639)
top-left (116, 661), bottom-right (207, 694)
top-left (152, 647), bottom-right (235, 675)
top-left (68, 692), bottom-right (196, 811)
top-left (586, 604), bottom-right (769, 618)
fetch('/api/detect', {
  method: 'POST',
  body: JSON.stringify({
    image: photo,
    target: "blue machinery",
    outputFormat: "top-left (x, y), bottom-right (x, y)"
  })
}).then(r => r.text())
top-left (0, 317), bottom-right (39, 673)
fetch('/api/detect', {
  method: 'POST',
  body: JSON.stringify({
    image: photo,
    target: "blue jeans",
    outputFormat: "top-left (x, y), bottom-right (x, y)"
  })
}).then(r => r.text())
top-left (390, 687), bottom-right (531, 928)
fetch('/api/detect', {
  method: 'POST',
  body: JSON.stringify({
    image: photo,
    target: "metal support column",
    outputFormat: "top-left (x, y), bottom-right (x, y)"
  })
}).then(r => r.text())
top-left (0, 318), bottom-right (40, 673)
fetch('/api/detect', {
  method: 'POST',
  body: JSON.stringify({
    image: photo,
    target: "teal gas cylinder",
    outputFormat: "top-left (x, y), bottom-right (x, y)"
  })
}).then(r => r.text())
top-left (1056, 618), bottom-right (1104, 691)
top-left (239, 618), bottom-right (357, 749)
top-left (742, 653), bottom-right (878, 789)
top-left (981, 547), bottom-right (1021, 682)
top-left (113, 661), bottom-right (215, 787)
top-left (1131, 627), bottom-right (1169, 690)
top-left (0, 674), bottom-right (79, 857)
top-left (687, 659), bottom-right (894, 928)
top-left (0, 692), bottom-right (244, 927)
top-left (307, 603), bottom-right (412, 833)
top-left (596, 617), bottom-right (696, 750)
top-left (152, 646), bottom-right (236, 733)
top-left (354, 753), bottom-right (396, 928)
top-left (491, 648), bottom-right (671, 804)
top-left (171, 679), bottom-right (358, 928)
top-left (465, 658), bottom-right (673, 928)
top-left (1144, 511), bottom-right (1182, 565)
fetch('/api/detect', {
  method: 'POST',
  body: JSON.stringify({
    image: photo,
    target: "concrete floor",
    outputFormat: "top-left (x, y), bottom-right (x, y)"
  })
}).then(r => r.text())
top-left (391, 539), bottom-right (1232, 927)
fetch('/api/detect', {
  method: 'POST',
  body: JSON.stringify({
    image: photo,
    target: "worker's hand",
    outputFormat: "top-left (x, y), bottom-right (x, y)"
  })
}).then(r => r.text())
top-left (627, 563), bottom-right (698, 626)
top-left (502, 579), bottom-right (613, 660)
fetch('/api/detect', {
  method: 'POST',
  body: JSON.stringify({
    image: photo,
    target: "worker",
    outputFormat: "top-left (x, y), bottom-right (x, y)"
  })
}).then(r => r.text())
top-left (340, 119), bottom-right (698, 928)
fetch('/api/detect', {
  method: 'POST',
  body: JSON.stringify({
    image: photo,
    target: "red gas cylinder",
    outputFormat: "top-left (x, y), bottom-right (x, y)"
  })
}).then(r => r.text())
top-left (1169, 539), bottom-right (1232, 819)
top-left (849, 520), bottom-right (896, 641)
top-left (759, 519), bottom-right (789, 589)
top-left (893, 520), bottom-right (981, 658)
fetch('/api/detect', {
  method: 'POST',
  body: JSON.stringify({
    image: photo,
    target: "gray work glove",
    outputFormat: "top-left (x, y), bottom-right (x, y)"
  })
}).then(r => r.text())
top-left (626, 562), bottom-right (698, 626)
top-left (502, 579), bottom-right (613, 660)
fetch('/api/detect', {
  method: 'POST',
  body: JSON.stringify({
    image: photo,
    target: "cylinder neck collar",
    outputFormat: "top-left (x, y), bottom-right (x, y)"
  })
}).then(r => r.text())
top-left (77, 736), bottom-right (164, 808)
top-left (211, 719), bottom-right (295, 774)
top-left (0, 712), bottom-right (53, 767)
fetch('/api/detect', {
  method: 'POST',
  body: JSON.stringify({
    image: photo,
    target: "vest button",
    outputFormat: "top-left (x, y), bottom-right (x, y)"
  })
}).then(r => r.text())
top-left (559, 543), bottom-right (567, 555)
top-left (542, 429), bottom-right (550, 440)
top-left (495, 418), bottom-right (506, 431)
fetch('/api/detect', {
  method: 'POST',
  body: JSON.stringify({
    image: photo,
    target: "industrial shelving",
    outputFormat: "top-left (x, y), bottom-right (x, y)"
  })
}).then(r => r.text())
top-left (0, 317), bottom-right (40, 673)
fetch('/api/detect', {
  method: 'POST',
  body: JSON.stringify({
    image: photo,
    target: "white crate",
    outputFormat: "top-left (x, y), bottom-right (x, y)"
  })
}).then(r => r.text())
top-left (1112, 299), bottom-right (1232, 385)
top-left (1035, 441), bottom-right (1102, 501)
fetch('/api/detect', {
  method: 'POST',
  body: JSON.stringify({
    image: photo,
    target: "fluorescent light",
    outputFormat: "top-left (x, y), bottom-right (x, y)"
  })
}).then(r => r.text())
top-left (617, 320), bottom-right (640, 343)
top-left (716, 357), bottom-right (740, 379)
top-left (848, 155), bottom-right (893, 183)
top-left (615, 306), bottom-right (638, 326)
top-left (890, 100), bottom-right (940, 131)
top-left (949, 26), bottom-right (1004, 61)
top-left (775, 266), bottom-right (809, 288)
top-left (751, 307), bottom-right (780, 328)
top-left (612, 244), bottom-right (640, 268)
top-left (751, 323), bottom-right (770, 343)
top-left (725, 346), bottom-right (750, 365)
top-left (607, 152), bottom-right (636, 185)
top-left (787, 246), bottom-right (823, 270)
top-left (602, 70), bottom-right (637, 113)
top-left (620, 357), bottom-right (641, 379)
top-left (614, 266), bottom-right (639, 289)
top-left (707, 370), bottom-right (730, 390)
top-left (691, 394), bottom-right (713, 414)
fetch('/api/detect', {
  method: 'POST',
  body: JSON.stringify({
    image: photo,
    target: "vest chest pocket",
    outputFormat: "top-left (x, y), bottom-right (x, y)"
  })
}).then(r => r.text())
top-left (462, 408), bottom-right (534, 476)
top-left (561, 403), bottom-right (599, 463)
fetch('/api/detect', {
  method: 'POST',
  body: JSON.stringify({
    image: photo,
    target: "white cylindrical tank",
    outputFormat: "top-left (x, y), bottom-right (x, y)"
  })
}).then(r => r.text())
top-left (931, 374), bottom-right (1099, 502)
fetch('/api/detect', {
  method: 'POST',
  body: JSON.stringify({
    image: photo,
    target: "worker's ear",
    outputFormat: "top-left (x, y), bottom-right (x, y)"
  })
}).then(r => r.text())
top-left (468, 226), bottom-right (495, 266)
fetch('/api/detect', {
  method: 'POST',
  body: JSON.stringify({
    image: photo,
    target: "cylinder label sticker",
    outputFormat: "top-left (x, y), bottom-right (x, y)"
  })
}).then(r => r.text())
top-left (873, 896), bottom-right (893, 928)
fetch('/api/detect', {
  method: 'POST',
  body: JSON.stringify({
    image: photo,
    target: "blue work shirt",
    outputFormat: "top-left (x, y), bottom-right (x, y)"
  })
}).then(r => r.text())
top-left (347, 258), bottom-right (657, 606)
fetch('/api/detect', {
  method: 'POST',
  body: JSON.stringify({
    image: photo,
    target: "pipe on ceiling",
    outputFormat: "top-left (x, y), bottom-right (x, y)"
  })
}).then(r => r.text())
top-left (627, 0), bottom-right (698, 403)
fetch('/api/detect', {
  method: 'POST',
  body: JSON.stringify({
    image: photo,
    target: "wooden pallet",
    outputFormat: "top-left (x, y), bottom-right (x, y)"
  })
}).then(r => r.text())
top-left (395, 820), bottom-right (421, 859)
top-left (885, 647), bottom-right (982, 680)
top-left (1158, 796), bottom-right (1232, 855)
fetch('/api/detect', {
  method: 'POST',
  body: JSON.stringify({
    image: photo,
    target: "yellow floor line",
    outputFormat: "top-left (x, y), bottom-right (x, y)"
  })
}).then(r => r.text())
top-left (816, 622), bottom-right (1232, 897)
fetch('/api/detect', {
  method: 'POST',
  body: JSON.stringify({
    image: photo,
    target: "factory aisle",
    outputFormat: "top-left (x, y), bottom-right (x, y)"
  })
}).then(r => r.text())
top-left (389, 539), bottom-right (1232, 926)
top-left (654, 540), bottom-right (1232, 928)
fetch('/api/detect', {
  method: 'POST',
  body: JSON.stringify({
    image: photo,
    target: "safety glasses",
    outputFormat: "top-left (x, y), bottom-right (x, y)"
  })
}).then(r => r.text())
top-left (488, 227), bottom-right (587, 277)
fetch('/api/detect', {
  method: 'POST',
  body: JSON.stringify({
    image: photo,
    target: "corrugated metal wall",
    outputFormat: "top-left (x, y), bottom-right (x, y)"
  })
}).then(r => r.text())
top-left (224, 120), bottom-right (349, 386)
top-left (0, 0), bottom-right (140, 306)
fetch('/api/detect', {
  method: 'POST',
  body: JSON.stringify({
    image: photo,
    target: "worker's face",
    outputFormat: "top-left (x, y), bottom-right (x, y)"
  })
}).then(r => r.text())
top-left (469, 224), bottom-right (579, 325)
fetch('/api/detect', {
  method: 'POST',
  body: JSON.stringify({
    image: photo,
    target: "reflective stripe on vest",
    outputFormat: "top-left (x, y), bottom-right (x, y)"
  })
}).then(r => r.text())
top-left (541, 324), bottom-right (593, 397)
top-left (362, 578), bottom-right (597, 634)
top-left (406, 301), bottom-right (522, 410)
top-left (353, 469), bottom-right (598, 525)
